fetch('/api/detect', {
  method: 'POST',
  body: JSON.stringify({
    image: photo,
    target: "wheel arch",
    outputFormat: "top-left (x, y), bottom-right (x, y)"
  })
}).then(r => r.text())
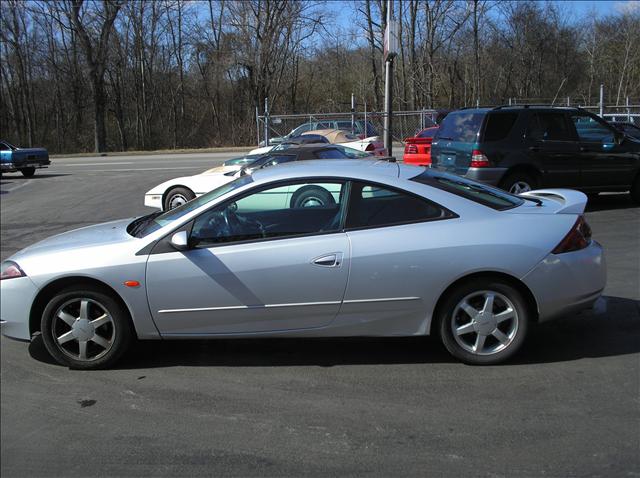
top-left (29, 276), bottom-right (135, 337)
top-left (500, 164), bottom-right (543, 187)
top-left (429, 271), bottom-right (540, 335)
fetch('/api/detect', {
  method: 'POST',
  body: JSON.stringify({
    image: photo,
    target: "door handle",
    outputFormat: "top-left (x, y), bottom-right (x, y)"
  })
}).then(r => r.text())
top-left (312, 253), bottom-right (343, 268)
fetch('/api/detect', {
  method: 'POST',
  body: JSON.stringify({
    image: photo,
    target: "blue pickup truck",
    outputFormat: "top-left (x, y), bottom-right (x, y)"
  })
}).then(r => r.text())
top-left (1, 140), bottom-right (50, 177)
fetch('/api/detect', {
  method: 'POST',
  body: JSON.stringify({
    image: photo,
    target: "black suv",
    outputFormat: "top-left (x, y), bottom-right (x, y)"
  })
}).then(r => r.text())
top-left (430, 106), bottom-right (640, 203)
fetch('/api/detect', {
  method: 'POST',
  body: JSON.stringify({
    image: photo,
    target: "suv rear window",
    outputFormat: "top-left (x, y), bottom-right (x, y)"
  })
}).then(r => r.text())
top-left (482, 113), bottom-right (518, 142)
top-left (436, 112), bottom-right (484, 143)
top-left (411, 170), bottom-right (524, 210)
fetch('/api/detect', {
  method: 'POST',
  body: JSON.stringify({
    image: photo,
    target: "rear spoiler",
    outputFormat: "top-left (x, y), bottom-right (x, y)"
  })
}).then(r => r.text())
top-left (520, 189), bottom-right (588, 214)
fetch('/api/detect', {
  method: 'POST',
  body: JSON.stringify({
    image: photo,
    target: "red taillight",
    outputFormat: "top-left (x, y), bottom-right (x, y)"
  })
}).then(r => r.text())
top-left (365, 143), bottom-right (375, 152)
top-left (405, 144), bottom-right (418, 154)
top-left (552, 216), bottom-right (592, 254)
top-left (470, 149), bottom-right (490, 168)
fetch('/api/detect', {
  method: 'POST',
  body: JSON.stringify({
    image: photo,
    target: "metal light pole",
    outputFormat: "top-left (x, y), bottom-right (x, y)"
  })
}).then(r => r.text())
top-left (351, 93), bottom-right (356, 135)
top-left (264, 97), bottom-right (270, 145)
top-left (383, 0), bottom-right (396, 157)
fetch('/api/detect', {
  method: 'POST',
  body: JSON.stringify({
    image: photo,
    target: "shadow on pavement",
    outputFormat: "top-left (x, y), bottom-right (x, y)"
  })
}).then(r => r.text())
top-left (28, 296), bottom-right (639, 369)
top-left (586, 193), bottom-right (638, 212)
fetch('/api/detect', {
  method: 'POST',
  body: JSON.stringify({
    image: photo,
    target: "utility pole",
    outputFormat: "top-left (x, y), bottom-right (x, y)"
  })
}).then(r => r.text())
top-left (383, 0), bottom-right (397, 157)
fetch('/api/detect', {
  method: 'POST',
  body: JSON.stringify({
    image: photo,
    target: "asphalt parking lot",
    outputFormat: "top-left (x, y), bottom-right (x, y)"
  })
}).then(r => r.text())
top-left (1, 154), bottom-right (639, 477)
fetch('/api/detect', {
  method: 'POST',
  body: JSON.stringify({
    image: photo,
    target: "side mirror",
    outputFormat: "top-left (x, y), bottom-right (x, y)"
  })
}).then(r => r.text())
top-left (170, 230), bottom-right (189, 251)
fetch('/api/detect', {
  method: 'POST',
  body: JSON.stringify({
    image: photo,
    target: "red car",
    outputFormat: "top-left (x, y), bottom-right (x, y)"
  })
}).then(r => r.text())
top-left (403, 127), bottom-right (438, 166)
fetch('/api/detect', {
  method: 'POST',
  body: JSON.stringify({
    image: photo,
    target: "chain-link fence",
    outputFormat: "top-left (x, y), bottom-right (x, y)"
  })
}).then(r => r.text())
top-left (256, 110), bottom-right (438, 146)
top-left (257, 102), bottom-right (639, 147)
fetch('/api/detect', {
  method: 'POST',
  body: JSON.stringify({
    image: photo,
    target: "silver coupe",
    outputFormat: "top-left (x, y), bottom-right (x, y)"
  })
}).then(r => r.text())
top-left (0, 160), bottom-right (605, 368)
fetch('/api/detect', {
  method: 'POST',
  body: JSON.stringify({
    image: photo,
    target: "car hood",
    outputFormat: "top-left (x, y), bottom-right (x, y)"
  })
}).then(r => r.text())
top-left (10, 218), bottom-right (136, 260)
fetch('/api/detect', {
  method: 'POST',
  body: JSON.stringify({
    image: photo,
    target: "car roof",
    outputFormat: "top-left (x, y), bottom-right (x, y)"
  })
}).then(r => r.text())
top-left (250, 159), bottom-right (413, 183)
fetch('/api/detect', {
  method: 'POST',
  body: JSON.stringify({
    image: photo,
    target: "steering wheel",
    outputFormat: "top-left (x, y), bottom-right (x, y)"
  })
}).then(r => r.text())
top-left (220, 203), bottom-right (267, 239)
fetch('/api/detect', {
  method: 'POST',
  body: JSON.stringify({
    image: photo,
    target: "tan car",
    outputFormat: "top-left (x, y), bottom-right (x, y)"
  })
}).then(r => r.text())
top-left (302, 129), bottom-right (386, 156)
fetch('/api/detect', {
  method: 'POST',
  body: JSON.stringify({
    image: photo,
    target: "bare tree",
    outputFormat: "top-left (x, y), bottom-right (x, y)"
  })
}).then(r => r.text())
top-left (63, 0), bottom-right (121, 152)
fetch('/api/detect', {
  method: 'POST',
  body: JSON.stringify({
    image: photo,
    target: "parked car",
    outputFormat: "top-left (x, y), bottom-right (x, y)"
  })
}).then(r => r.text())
top-left (302, 129), bottom-right (387, 156)
top-left (430, 106), bottom-right (640, 202)
top-left (1, 159), bottom-right (605, 369)
top-left (249, 133), bottom-right (330, 156)
top-left (0, 140), bottom-right (50, 177)
top-left (145, 143), bottom-right (372, 210)
top-left (403, 127), bottom-right (439, 166)
top-left (609, 121), bottom-right (640, 141)
top-left (262, 120), bottom-right (378, 146)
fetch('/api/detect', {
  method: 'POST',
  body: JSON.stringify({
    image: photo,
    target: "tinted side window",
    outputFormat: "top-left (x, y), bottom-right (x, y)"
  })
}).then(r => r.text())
top-left (483, 113), bottom-right (518, 142)
top-left (526, 113), bottom-right (573, 141)
top-left (191, 182), bottom-right (345, 246)
top-left (345, 182), bottom-right (452, 230)
top-left (571, 114), bottom-right (616, 143)
top-left (437, 112), bottom-right (484, 142)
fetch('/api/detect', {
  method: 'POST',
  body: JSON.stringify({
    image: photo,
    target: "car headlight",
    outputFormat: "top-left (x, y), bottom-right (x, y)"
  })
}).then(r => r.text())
top-left (0, 261), bottom-right (26, 280)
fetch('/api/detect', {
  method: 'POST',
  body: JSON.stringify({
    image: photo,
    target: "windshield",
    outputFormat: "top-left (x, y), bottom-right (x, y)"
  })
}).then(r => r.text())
top-left (223, 155), bottom-right (259, 167)
top-left (336, 145), bottom-right (371, 158)
top-left (129, 175), bottom-right (254, 237)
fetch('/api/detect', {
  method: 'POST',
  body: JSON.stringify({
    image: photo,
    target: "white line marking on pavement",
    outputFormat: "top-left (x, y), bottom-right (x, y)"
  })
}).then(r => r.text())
top-left (58, 162), bottom-right (136, 166)
top-left (82, 167), bottom-right (201, 172)
top-left (0, 179), bottom-right (32, 193)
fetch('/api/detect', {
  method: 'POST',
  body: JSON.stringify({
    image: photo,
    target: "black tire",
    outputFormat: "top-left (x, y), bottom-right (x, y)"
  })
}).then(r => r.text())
top-left (499, 172), bottom-right (538, 195)
top-left (164, 186), bottom-right (195, 210)
top-left (290, 186), bottom-right (334, 208)
top-left (437, 279), bottom-right (530, 365)
top-left (631, 175), bottom-right (640, 205)
top-left (20, 167), bottom-right (35, 177)
top-left (40, 286), bottom-right (134, 369)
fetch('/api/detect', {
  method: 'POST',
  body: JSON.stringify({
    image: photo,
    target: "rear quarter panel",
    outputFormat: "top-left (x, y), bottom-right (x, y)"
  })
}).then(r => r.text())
top-left (334, 179), bottom-right (578, 336)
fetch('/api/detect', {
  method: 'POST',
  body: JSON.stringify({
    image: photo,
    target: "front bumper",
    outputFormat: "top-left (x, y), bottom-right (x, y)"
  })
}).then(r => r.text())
top-left (0, 275), bottom-right (40, 341)
top-left (1, 160), bottom-right (50, 172)
top-left (522, 240), bottom-right (606, 322)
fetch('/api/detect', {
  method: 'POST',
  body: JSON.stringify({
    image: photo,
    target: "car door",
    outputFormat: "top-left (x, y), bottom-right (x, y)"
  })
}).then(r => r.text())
top-left (146, 180), bottom-right (350, 336)
top-left (336, 181), bottom-right (457, 332)
top-left (569, 112), bottom-right (636, 190)
top-left (524, 111), bottom-right (580, 188)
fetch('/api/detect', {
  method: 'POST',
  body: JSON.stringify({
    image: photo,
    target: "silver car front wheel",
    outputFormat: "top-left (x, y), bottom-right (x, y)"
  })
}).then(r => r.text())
top-left (438, 280), bottom-right (530, 364)
top-left (41, 287), bottom-right (133, 369)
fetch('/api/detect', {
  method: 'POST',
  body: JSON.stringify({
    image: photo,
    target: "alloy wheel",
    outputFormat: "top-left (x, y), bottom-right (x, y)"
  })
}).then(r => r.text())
top-left (451, 290), bottom-right (519, 356)
top-left (52, 298), bottom-right (116, 362)
top-left (509, 181), bottom-right (532, 194)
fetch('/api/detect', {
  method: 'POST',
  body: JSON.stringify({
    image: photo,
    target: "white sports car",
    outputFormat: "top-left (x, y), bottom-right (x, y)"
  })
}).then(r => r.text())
top-left (145, 144), bottom-right (372, 211)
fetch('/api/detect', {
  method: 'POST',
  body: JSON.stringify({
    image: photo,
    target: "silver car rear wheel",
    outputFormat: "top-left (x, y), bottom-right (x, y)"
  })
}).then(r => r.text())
top-left (451, 291), bottom-right (519, 356)
top-left (438, 280), bottom-right (530, 365)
